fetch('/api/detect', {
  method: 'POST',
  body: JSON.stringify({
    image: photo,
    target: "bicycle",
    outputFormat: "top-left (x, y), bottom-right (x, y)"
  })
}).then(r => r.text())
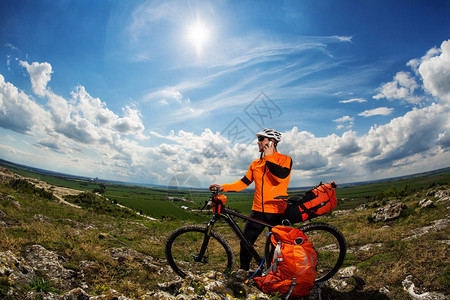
top-left (165, 188), bottom-right (347, 283)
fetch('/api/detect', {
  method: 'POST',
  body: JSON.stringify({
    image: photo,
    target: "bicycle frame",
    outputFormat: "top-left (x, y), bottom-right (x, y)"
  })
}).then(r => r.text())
top-left (166, 189), bottom-right (347, 282)
top-left (201, 205), bottom-right (274, 267)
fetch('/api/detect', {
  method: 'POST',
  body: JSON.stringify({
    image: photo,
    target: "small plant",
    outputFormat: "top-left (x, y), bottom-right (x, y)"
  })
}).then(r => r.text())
top-left (439, 266), bottom-right (450, 291)
top-left (268, 292), bottom-right (283, 300)
top-left (0, 276), bottom-right (13, 299)
top-left (93, 283), bottom-right (111, 295)
top-left (27, 276), bottom-right (59, 294)
top-left (342, 253), bottom-right (355, 267)
top-left (191, 280), bottom-right (206, 295)
top-left (357, 253), bottom-right (392, 271)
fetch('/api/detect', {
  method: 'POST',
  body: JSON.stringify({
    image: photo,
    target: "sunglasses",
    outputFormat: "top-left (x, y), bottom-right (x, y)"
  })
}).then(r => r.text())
top-left (258, 136), bottom-right (266, 142)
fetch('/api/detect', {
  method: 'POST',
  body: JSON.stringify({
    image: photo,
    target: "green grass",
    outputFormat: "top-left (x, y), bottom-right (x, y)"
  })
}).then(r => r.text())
top-left (2, 159), bottom-right (449, 219)
top-left (1, 164), bottom-right (450, 299)
top-left (335, 170), bottom-right (450, 209)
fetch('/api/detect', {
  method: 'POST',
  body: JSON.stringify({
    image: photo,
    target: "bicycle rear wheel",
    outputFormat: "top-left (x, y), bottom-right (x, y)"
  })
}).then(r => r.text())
top-left (165, 225), bottom-right (235, 278)
top-left (298, 222), bottom-right (347, 282)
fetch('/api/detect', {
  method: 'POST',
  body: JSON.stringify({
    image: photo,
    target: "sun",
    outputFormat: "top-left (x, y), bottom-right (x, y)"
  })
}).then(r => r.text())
top-left (187, 20), bottom-right (210, 56)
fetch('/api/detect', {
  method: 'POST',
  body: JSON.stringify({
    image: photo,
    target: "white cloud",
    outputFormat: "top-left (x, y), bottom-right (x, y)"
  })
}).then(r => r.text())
top-left (0, 74), bottom-right (49, 134)
top-left (163, 87), bottom-right (183, 103)
top-left (437, 129), bottom-right (450, 148)
top-left (2, 38), bottom-right (450, 187)
top-left (333, 115), bottom-right (354, 129)
top-left (280, 128), bottom-right (330, 171)
top-left (169, 38), bottom-right (450, 184)
top-left (2, 72), bottom-right (449, 186)
top-left (359, 107), bottom-right (394, 117)
top-left (360, 103), bottom-right (449, 168)
top-left (333, 36), bottom-right (353, 42)
top-left (374, 39), bottom-right (450, 106)
top-left (0, 61), bottom-right (152, 181)
top-left (114, 106), bottom-right (146, 135)
top-left (417, 39), bottom-right (450, 103)
top-left (339, 98), bottom-right (367, 103)
top-left (19, 61), bottom-right (53, 96)
top-left (70, 86), bottom-right (146, 138)
top-left (128, 0), bottom-right (187, 40)
top-left (332, 131), bottom-right (361, 156)
top-left (70, 86), bottom-right (117, 126)
top-left (373, 71), bottom-right (421, 104)
top-left (334, 115), bottom-right (354, 123)
top-left (5, 43), bottom-right (18, 50)
top-left (144, 87), bottom-right (190, 105)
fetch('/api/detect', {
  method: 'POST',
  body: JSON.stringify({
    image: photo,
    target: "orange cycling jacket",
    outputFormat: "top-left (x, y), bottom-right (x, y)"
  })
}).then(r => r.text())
top-left (222, 151), bottom-right (292, 213)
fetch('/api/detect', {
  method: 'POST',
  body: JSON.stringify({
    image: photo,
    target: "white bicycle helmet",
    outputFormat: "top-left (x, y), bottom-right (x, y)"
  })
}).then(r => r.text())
top-left (256, 128), bottom-right (281, 143)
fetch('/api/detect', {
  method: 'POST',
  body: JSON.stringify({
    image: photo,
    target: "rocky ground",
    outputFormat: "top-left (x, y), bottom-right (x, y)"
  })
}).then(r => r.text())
top-left (0, 167), bottom-right (449, 299)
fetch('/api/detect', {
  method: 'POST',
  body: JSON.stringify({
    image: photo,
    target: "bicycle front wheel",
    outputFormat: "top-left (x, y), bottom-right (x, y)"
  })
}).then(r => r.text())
top-left (165, 225), bottom-right (235, 278)
top-left (298, 222), bottom-right (347, 282)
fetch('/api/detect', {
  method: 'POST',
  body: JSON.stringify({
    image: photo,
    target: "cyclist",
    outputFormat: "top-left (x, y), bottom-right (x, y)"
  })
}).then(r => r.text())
top-left (209, 128), bottom-right (293, 271)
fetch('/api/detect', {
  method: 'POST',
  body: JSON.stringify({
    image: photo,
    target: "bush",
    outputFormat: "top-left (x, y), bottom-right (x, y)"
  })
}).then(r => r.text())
top-left (64, 192), bottom-right (138, 219)
top-left (9, 179), bottom-right (53, 200)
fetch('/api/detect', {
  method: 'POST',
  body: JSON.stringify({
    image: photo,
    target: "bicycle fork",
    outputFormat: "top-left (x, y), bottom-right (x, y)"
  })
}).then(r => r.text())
top-left (194, 218), bottom-right (217, 263)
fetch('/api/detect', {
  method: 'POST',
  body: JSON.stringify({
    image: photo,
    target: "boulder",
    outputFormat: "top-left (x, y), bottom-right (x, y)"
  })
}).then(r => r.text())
top-left (355, 204), bottom-right (369, 211)
top-left (326, 266), bottom-right (365, 293)
top-left (0, 193), bottom-right (21, 207)
top-left (0, 250), bottom-right (35, 286)
top-left (402, 275), bottom-right (447, 299)
top-left (33, 213), bottom-right (51, 223)
top-left (402, 218), bottom-right (450, 241)
top-left (23, 244), bottom-right (77, 290)
top-left (0, 209), bottom-right (20, 228)
top-left (434, 189), bottom-right (450, 199)
top-left (418, 199), bottom-right (435, 209)
top-left (155, 271), bottom-right (269, 300)
top-left (109, 247), bottom-right (154, 262)
top-left (369, 203), bottom-right (407, 222)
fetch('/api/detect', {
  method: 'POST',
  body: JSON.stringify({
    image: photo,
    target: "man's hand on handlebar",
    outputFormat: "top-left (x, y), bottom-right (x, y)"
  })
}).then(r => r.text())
top-left (209, 184), bottom-right (224, 192)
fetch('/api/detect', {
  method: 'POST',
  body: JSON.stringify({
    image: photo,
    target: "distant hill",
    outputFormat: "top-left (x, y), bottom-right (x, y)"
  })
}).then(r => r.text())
top-left (0, 158), bottom-right (167, 189)
top-left (1, 157), bottom-right (449, 191)
top-left (336, 166), bottom-right (450, 187)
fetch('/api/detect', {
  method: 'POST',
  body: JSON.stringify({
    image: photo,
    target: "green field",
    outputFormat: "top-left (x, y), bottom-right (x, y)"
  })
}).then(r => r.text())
top-left (334, 170), bottom-right (450, 209)
top-left (1, 159), bottom-right (449, 221)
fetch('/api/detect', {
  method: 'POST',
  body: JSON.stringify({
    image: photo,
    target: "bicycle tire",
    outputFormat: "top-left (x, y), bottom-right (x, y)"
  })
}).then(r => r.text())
top-left (165, 225), bottom-right (235, 278)
top-left (298, 222), bottom-right (347, 282)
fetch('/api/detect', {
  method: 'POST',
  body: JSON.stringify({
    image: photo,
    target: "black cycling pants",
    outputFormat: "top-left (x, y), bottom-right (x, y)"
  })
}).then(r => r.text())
top-left (240, 210), bottom-right (284, 271)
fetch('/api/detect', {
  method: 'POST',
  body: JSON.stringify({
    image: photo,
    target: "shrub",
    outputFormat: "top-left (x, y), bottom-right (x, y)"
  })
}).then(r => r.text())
top-left (64, 192), bottom-right (138, 219)
top-left (9, 179), bottom-right (53, 200)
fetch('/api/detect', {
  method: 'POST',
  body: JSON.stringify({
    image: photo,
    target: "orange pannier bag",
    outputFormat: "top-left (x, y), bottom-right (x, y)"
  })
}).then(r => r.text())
top-left (253, 226), bottom-right (317, 298)
top-left (212, 194), bottom-right (227, 214)
top-left (282, 182), bottom-right (337, 224)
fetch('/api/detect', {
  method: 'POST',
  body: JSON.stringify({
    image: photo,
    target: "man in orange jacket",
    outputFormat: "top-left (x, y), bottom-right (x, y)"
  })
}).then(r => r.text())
top-left (209, 128), bottom-right (292, 271)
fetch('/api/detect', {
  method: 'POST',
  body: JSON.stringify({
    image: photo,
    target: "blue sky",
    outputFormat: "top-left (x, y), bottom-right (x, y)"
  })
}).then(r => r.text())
top-left (1, 0), bottom-right (449, 188)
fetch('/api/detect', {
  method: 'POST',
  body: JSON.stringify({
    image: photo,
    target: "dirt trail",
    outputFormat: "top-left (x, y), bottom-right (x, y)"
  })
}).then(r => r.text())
top-left (0, 167), bottom-right (83, 208)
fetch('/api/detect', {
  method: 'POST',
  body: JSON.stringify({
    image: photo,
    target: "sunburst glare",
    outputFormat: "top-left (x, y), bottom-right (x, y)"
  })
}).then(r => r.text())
top-left (187, 19), bottom-right (211, 56)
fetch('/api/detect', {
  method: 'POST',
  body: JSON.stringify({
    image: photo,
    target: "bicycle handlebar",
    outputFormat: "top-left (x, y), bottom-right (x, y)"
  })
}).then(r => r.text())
top-left (201, 188), bottom-right (220, 210)
top-left (209, 186), bottom-right (220, 195)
